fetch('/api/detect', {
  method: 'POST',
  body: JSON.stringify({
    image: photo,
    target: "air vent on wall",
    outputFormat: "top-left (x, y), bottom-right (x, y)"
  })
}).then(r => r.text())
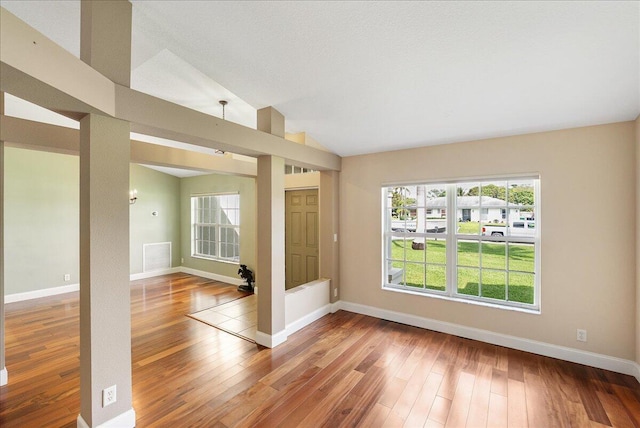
top-left (143, 242), bottom-right (172, 272)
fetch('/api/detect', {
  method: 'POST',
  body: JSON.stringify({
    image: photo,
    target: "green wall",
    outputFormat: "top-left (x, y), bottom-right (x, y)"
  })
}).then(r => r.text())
top-left (129, 164), bottom-right (181, 273)
top-left (180, 173), bottom-right (256, 280)
top-left (5, 147), bottom-right (79, 294)
top-left (4, 148), bottom-right (182, 295)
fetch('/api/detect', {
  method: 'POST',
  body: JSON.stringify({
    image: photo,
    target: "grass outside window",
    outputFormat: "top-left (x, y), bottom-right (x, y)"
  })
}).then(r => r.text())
top-left (390, 237), bottom-right (535, 304)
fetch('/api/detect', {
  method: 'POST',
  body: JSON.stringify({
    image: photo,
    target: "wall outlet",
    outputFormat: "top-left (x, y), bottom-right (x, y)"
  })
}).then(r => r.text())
top-left (64, 274), bottom-right (71, 281)
top-left (576, 329), bottom-right (587, 342)
top-left (333, 288), bottom-right (338, 298)
top-left (181, 258), bottom-right (184, 264)
top-left (103, 385), bottom-right (117, 407)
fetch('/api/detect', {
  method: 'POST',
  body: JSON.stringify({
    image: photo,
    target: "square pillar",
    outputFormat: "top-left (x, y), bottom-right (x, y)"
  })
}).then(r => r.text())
top-left (78, 114), bottom-right (134, 428)
top-left (256, 155), bottom-right (287, 347)
top-left (78, 2), bottom-right (134, 426)
top-left (81, 0), bottom-right (132, 87)
top-left (257, 107), bottom-right (285, 138)
top-left (0, 91), bottom-right (6, 386)
top-left (320, 170), bottom-right (340, 304)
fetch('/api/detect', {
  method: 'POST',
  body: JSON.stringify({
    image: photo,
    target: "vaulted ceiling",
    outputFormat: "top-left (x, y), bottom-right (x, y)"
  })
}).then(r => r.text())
top-left (1, 1), bottom-right (639, 157)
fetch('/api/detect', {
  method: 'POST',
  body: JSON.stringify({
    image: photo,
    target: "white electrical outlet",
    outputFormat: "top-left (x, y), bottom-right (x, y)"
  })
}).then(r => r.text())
top-left (333, 288), bottom-right (338, 298)
top-left (64, 274), bottom-right (71, 281)
top-left (577, 329), bottom-right (587, 342)
top-left (103, 385), bottom-right (117, 407)
top-left (181, 258), bottom-right (184, 264)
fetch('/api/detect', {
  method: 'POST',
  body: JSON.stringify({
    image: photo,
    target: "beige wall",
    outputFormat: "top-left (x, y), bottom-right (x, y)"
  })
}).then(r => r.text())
top-left (340, 121), bottom-right (636, 360)
top-left (180, 173), bottom-right (256, 279)
top-left (636, 115), bottom-right (640, 364)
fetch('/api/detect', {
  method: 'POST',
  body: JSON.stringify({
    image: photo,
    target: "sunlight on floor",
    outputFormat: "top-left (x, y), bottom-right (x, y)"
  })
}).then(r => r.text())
top-left (188, 294), bottom-right (257, 342)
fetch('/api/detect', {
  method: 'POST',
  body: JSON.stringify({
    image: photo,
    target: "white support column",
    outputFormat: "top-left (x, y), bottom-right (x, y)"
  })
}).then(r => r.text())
top-left (0, 91), bottom-right (7, 386)
top-left (256, 155), bottom-right (287, 347)
top-left (320, 170), bottom-right (340, 305)
top-left (78, 1), bottom-right (134, 427)
top-left (78, 114), bottom-right (134, 428)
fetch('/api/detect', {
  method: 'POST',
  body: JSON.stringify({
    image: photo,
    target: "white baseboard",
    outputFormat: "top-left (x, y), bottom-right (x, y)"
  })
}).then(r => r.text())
top-left (255, 329), bottom-right (288, 348)
top-left (5, 268), bottom-right (240, 304)
top-left (633, 362), bottom-right (640, 383)
top-left (336, 300), bottom-right (640, 381)
top-left (77, 408), bottom-right (135, 428)
top-left (130, 267), bottom-right (181, 281)
top-left (0, 367), bottom-right (7, 386)
top-left (5, 283), bottom-right (80, 304)
top-left (286, 303), bottom-right (332, 337)
top-left (330, 302), bottom-right (341, 313)
top-left (180, 267), bottom-right (244, 286)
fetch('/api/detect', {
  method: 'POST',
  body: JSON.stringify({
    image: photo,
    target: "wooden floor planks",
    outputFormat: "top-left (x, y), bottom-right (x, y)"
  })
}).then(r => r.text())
top-left (1, 272), bottom-right (639, 427)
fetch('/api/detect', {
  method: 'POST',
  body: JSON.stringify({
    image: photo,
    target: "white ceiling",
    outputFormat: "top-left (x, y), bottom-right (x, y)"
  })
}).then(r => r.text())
top-left (1, 1), bottom-right (639, 157)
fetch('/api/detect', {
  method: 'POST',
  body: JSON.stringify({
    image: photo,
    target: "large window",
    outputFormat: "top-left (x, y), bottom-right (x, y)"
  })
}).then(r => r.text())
top-left (383, 178), bottom-right (539, 311)
top-left (191, 193), bottom-right (240, 263)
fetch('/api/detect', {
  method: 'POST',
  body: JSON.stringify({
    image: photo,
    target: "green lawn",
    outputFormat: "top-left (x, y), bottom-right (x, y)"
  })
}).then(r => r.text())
top-left (390, 237), bottom-right (535, 304)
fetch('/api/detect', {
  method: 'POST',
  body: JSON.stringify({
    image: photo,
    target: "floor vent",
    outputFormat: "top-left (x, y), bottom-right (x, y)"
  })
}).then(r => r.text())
top-left (143, 242), bottom-right (172, 272)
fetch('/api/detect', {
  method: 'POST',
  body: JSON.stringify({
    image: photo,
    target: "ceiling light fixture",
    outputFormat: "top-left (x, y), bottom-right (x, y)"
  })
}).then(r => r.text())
top-left (215, 100), bottom-right (228, 155)
top-left (219, 100), bottom-right (228, 120)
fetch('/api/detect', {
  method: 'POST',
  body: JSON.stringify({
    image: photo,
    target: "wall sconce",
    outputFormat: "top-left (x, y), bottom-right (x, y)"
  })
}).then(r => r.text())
top-left (129, 189), bottom-right (137, 205)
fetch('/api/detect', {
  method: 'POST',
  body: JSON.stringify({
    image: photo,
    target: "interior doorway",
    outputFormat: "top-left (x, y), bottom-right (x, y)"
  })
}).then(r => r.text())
top-left (285, 189), bottom-right (319, 290)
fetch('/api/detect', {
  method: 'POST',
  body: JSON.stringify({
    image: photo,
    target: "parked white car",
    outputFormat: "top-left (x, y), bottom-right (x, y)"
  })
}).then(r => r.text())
top-left (482, 220), bottom-right (535, 237)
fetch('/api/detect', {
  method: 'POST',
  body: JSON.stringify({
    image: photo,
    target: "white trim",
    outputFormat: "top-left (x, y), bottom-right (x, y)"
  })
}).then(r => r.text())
top-left (77, 408), bottom-right (135, 428)
top-left (130, 267), bottom-right (180, 281)
top-left (382, 172), bottom-right (541, 188)
top-left (5, 283), bottom-right (79, 303)
top-left (286, 303), bottom-right (331, 336)
top-left (180, 267), bottom-right (243, 286)
top-left (330, 302), bottom-right (341, 313)
top-left (4, 268), bottom-right (239, 303)
top-left (255, 330), bottom-right (288, 348)
top-left (336, 300), bottom-right (640, 379)
top-left (633, 362), bottom-right (640, 383)
top-left (0, 367), bottom-right (7, 386)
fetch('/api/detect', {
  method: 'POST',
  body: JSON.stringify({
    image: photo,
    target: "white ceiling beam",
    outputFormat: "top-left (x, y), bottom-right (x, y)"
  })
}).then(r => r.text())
top-left (1, 115), bottom-right (78, 155)
top-left (0, 8), bottom-right (115, 117)
top-left (116, 86), bottom-right (340, 171)
top-left (0, 115), bottom-right (257, 176)
top-left (130, 142), bottom-right (256, 177)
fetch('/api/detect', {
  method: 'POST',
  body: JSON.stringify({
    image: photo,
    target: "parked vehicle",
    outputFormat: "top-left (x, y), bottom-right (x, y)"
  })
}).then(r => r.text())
top-left (392, 219), bottom-right (446, 233)
top-left (482, 220), bottom-right (535, 236)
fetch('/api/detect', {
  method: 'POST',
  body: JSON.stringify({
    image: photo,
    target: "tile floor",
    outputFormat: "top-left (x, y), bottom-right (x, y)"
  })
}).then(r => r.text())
top-left (188, 294), bottom-right (257, 342)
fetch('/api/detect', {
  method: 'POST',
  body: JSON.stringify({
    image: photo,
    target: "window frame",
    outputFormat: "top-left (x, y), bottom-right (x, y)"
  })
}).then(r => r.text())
top-left (191, 193), bottom-right (240, 263)
top-left (382, 177), bottom-right (540, 312)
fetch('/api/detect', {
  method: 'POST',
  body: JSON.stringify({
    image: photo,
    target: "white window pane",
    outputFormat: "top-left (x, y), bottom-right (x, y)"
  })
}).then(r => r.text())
top-left (507, 180), bottom-right (535, 207)
top-left (482, 270), bottom-right (506, 300)
top-left (404, 262), bottom-right (425, 289)
top-left (426, 265), bottom-right (446, 291)
top-left (457, 240), bottom-right (480, 268)
top-left (508, 272), bottom-right (535, 304)
top-left (457, 267), bottom-right (479, 297)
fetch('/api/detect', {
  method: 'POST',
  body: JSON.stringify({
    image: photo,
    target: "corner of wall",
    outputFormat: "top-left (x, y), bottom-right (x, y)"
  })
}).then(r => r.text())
top-left (635, 114), bottom-right (640, 365)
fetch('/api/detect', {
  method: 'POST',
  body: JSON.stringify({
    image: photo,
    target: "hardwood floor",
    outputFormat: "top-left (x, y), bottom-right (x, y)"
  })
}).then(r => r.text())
top-left (1, 273), bottom-right (639, 427)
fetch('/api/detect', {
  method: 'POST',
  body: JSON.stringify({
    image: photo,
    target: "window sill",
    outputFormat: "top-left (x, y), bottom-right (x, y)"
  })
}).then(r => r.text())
top-left (191, 254), bottom-right (240, 265)
top-left (382, 284), bottom-right (541, 315)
